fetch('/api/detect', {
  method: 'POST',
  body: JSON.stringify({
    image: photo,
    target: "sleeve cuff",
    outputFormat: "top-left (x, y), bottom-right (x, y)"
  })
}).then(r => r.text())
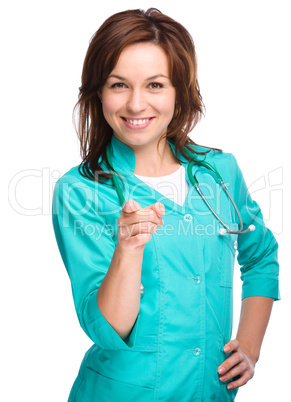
top-left (81, 289), bottom-right (141, 350)
top-left (241, 277), bottom-right (281, 301)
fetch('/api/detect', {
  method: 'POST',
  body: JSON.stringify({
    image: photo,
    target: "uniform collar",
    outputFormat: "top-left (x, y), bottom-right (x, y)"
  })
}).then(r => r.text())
top-left (108, 134), bottom-right (205, 175)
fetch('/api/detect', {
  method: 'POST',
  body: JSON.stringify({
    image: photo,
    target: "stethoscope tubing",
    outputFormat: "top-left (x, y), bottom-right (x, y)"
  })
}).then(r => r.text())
top-left (196, 181), bottom-right (253, 235)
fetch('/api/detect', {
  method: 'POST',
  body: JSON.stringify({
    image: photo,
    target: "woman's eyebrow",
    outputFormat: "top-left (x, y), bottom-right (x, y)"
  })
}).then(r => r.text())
top-left (146, 74), bottom-right (169, 80)
top-left (107, 74), bottom-right (169, 81)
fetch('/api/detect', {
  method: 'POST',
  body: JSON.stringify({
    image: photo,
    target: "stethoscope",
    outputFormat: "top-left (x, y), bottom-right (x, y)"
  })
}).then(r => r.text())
top-left (105, 141), bottom-right (255, 236)
top-left (106, 141), bottom-right (255, 298)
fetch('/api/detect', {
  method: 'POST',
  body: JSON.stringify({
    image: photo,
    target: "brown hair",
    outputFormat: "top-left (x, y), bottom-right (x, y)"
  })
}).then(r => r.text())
top-left (73, 8), bottom-right (221, 183)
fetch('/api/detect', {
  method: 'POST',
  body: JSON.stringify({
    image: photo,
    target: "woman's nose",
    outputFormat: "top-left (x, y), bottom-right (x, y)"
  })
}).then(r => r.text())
top-left (126, 89), bottom-right (147, 113)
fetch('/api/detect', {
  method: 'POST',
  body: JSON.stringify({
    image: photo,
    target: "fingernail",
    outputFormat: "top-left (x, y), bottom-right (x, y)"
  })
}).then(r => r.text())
top-left (127, 200), bottom-right (133, 211)
top-left (158, 203), bottom-right (165, 214)
top-left (219, 375), bottom-right (227, 382)
top-left (224, 346), bottom-right (231, 353)
top-left (227, 384), bottom-right (233, 390)
top-left (218, 366), bottom-right (225, 374)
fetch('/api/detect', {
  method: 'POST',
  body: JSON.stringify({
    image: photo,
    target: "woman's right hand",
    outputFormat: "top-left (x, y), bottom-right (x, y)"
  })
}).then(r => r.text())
top-left (117, 199), bottom-right (165, 255)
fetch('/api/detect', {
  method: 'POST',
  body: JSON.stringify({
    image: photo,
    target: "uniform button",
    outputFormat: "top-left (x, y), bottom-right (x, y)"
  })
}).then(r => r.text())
top-left (140, 283), bottom-right (145, 299)
top-left (234, 240), bottom-right (238, 250)
top-left (193, 275), bottom-right (201, 284)
top-left (193, 347), bottom-right (201, 356)
top-left (184, 214), bottom-right (193, 222)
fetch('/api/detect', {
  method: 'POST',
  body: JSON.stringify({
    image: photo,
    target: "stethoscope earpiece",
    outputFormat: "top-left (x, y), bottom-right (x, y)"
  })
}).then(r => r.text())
top-left (219, 224), bottom-right (256, 236)
top-left (219, 228), bottom-right (227, 235)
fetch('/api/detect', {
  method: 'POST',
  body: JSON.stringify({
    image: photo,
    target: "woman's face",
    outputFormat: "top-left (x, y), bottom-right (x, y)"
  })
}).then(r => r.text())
top-left (100, 43), bottom-right (176, 149)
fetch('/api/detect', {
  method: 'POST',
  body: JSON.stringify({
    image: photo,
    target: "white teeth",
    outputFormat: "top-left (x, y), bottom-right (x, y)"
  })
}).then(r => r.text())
top-left (125, 118), bottom-right (150, 125)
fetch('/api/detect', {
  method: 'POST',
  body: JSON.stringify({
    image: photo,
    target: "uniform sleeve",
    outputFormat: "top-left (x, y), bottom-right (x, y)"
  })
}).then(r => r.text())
top-left (51, 174), bottom-right (141, 350)
top-left (229, 154), bottom-right (280, 301)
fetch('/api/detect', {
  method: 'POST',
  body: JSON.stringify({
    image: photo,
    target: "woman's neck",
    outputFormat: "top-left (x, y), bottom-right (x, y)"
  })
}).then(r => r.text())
top-left (133, 140), bottom-right (180, 177)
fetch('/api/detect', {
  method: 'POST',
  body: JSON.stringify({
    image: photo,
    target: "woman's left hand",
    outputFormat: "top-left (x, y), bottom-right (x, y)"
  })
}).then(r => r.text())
top-left (217, 339), bottom-right (256, 390)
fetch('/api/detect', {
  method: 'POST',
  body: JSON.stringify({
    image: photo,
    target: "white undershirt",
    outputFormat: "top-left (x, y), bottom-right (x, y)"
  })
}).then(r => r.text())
top-left (135, 165), bottom-right (189, 207)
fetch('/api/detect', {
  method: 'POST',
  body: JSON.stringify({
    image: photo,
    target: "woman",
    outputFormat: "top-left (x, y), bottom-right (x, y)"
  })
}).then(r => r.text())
top-left (52, 8), bottom-right (280, 401)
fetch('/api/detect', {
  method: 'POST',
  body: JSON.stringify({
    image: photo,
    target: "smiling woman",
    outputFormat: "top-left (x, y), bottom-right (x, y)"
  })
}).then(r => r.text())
top-left (99, 43), bottom-right (176, 163)
top-left (52, 7), bottom-right (280, 402)
top-left (73, 8), bottom-right (213, 184)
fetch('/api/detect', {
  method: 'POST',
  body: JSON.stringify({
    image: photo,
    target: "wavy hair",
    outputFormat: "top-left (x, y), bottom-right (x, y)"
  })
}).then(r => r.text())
top-left (73, 8), bottom-right (221, 183)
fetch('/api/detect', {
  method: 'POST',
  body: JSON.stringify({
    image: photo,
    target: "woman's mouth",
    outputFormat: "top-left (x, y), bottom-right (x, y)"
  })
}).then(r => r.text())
top-left (121, 117), bottom-right (154, 130)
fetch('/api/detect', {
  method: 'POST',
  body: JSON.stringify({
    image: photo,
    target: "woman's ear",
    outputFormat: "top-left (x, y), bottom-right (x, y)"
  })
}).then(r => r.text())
top-left (97, 90), bottom-right (102, 102)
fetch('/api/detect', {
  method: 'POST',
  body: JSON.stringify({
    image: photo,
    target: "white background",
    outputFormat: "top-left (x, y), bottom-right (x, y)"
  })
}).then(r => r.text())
top-left (2, 0), bottom-right (290, 401)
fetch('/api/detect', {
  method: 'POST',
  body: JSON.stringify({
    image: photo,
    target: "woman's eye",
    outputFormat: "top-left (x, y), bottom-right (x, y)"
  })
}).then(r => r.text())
top-left (149, 82), bottom-right (163, 89)
top-left (111, 83), bottom-right (126, 89)
top-left (110, 82), bottom-right (163, 90)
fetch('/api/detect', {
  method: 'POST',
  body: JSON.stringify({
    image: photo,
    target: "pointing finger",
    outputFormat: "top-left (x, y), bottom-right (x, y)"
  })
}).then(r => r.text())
top-left (122, 199), bottom-right (140, 214)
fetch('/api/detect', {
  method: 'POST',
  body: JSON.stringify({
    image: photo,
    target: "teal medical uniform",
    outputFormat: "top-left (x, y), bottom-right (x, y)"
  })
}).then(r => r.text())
top-left (52, 135), bottom-right (280, 401)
